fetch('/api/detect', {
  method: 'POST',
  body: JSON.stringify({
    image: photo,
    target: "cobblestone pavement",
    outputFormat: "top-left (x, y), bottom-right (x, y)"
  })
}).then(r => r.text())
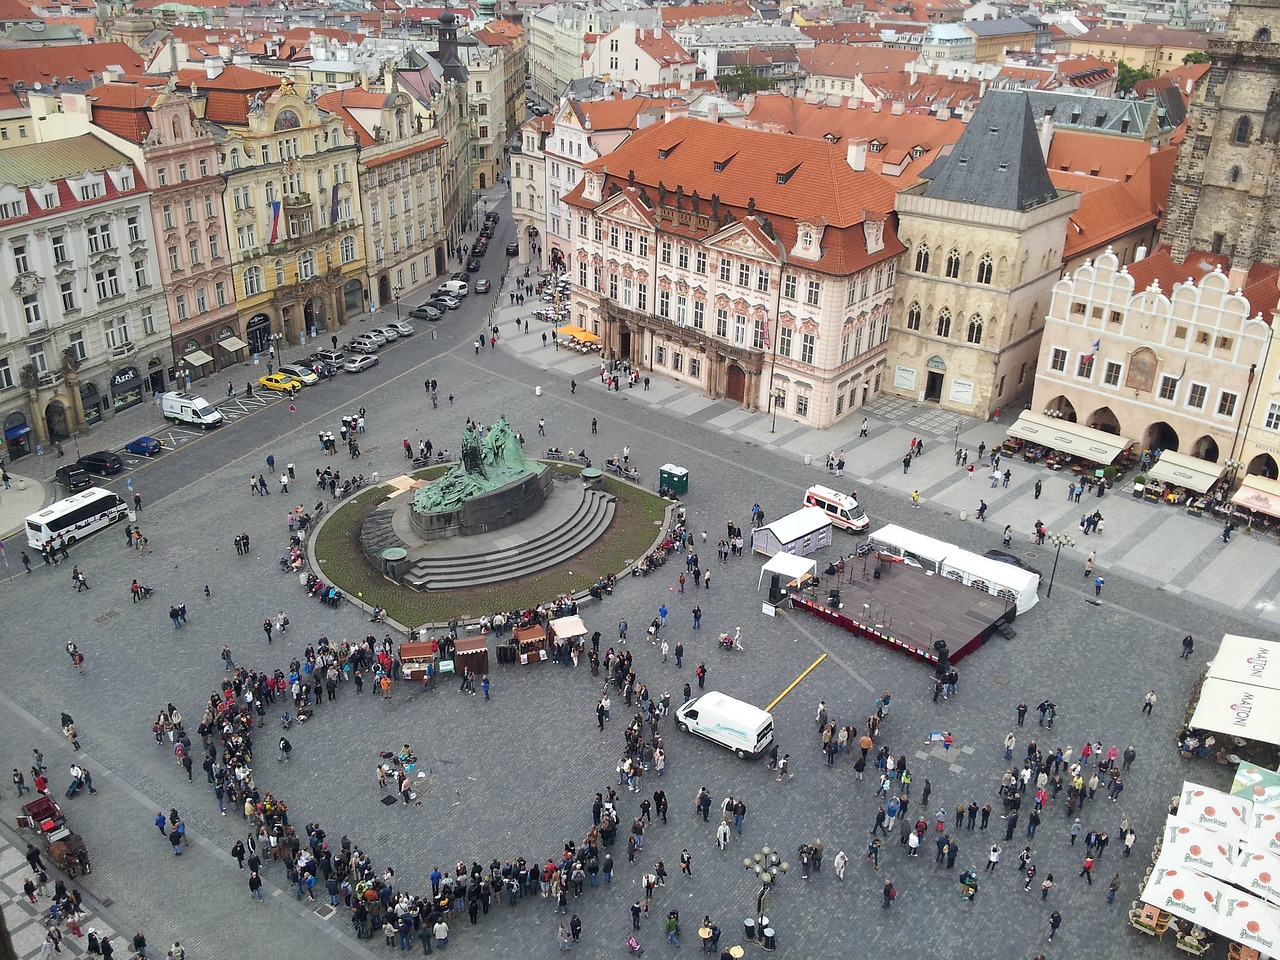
top-left (0, 191), bottom-right (1256, 959)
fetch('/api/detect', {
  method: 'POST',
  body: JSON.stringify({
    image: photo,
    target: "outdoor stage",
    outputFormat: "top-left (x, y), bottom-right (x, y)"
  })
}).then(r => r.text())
top-left (791, 554), bottom-right (1015, 667)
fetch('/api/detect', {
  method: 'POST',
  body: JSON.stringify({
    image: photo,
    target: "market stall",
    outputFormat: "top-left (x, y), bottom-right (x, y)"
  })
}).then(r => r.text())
top-left (453, 635), bottom-right (490, 676)
top-left (750, 507), bottom-right (833, 557)
top-left (512, 624), bottom-right (548, 665)
top-left (399, 640), bottom-right (439, 682)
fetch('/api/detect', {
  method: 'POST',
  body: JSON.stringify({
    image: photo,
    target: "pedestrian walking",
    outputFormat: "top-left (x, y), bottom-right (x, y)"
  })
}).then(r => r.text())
top-left (1141, 690), bottom-right (1156, 715)
top-left (882, 880), bottom-right (896, 908)
top-left (1180, 635), bottom-right (1194, 659)
top-left (1048, 910), bottom-right (1062, 941)
top-left (1094, 575), bottom-right (1105, 596)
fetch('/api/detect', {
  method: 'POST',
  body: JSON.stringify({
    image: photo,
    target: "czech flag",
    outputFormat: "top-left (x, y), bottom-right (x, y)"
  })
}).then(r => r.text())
top-left (1082, 338), bottom-right (1100, 362)
top-left (266, 200), bottom-right (282, 244)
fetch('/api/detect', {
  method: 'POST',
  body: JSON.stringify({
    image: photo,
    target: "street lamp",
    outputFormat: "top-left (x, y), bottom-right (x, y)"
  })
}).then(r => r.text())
top-left (393, 284), bottom-right (404, 321)
top-left (1046, 531), bottom-right (1075, 598)
top-left (1225, 457), bottom-right (1245, 487)
top-left (742, 845), bottom-right (788, 938)
top-left (770, 388), bottom-right (785, 434)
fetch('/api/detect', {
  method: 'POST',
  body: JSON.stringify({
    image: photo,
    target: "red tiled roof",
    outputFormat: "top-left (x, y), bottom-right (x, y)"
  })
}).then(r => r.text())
top-left (1073, 24), bottom-right (1209, 49)
top-left (85, 82), bottom-right (159, 144)
top-left (1046, 130), bottom-right (1155, 180)
top-left (632, 27), bottom-right (695, 65)
top-left (1125, 247), bottom-right (1228, 293)
top-left (1124, 144), bottom-right (1177, 226)
top-left (798, 22), bottom-right (884, 44)
top-left (315, 88), bottom-right (387, 147)
top-left (176, 64), bottom-right (277, 126)
top-left (362, 138), bottom-right (446, 168)
top-left (660, 1), bottom-right (755, 24)
top-left (797, 43), bottom-right (918, 80)
top-left (0, 0), bottom-right (37, 21)
top-left (569, 116), bottom-right (904, 276)
top-left (0, 41), bottom-right (145, 88)
top-left (1049, 170), bottom-right (1156, 259)
top-left (1131, 61), bottom-right (1209, 100)
top-left (567, 94), bottom-right (665, 134)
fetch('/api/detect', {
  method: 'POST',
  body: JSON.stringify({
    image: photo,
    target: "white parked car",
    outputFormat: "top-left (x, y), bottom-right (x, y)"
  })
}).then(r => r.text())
top-left (343, 354), bottom-right (379, 373)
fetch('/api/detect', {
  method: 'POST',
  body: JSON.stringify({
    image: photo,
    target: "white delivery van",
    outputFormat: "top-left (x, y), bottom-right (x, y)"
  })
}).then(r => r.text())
top-left (675, 691), bottom-right (774, 758)
top-left (804, 484), bottom-right (869, 532)
top-left (161, 391), bottom-right (223, 428)
top-left (437, 279), bottom-right (469, 298)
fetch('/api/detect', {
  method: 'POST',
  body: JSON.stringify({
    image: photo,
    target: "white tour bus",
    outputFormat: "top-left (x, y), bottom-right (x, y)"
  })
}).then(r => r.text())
top-left (26, 488), bottom-right (128, 549)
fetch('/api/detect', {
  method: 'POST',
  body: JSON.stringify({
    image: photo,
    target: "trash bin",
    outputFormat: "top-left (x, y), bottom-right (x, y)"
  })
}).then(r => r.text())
top-left (659, 463), bottom-right (689, 496)
top-left (535, 385), bottom-right (542, 397)
top-left (743, 919), bottom-right (756, 942)
top-left (804, 453), bottom-right (812, 465)
top-left (762, 928), bottom-right (776, 951)
top-left (959, 510), bottom-right (968, 522)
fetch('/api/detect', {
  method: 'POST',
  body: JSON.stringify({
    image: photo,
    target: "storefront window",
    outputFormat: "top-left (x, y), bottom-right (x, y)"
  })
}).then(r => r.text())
top-left (111, 366), bottom-right (143, 411)
top-left (80, 382), bottom-right (102, 424)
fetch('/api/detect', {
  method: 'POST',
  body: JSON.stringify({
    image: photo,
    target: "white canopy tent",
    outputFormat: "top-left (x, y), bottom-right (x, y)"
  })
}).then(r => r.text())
top-left (1177, 782), bottom-right (1254, 834)
top-left (1147, 450), bottom-right (1224, 493)
top-left (1163, 821), bottom-right (1238, 876)
top-left (1190, 636), bottom-right (1280, 746)
top-left (1233, 475), bottom-right (1280, 520)
top-left (1232, 850), bottom-right (1280, 906)
top-left (866, 523), bottom-right (954, 573)
top-left (940, 548), bottom-right (1040, 614)
top-left (549, 615), bottom-right (587, 639)
top-left (1006, 410), bottom-right (1134, 464)
top-left (750, 507), bottom-right (833, 557)
top-left (758, 552), bottom-right (818, 591)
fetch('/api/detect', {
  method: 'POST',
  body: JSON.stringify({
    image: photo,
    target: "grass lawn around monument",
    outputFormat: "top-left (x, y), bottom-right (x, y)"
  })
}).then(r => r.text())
top-left (313, 464), bottom-right (670, 627)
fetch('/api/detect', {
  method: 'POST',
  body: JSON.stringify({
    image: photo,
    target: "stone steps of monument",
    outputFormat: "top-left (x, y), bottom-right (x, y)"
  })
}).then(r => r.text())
top-left (404, 489), bottom-right (616, 590)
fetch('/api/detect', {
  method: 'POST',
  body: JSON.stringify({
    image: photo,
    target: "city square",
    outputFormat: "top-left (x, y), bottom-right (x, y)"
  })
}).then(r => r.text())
top-left (0, 198), bottom-right (1272, 959)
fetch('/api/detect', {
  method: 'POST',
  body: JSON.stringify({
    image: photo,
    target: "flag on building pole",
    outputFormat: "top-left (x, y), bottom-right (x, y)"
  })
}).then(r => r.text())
top-left (331, 184), bottom-right (340, 226)
top-left (1082, 338), bottom-right (1100, 362)
top-left (266, 200), bottom-right (282, 244)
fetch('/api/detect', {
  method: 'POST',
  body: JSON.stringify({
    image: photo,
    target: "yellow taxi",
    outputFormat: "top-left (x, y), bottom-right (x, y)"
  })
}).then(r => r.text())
top-left (258, 372), bottom-right (303, 393)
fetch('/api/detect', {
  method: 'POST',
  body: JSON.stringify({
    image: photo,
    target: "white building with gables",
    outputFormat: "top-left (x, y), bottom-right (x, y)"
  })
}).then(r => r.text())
top-left (563, 116), bottom-right (903, 427)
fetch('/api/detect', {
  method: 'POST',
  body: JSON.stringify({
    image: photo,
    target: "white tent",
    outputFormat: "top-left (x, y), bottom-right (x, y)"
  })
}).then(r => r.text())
top-left (549, 615), bottom-right (587, 639)
top-left (940, 548), bottom-right (1039, 614)
top-left (866, 523), bottom-right (954, 573)
top-left (1189, 636), bottom-right (1280, 746)
top-left (1006, 409), bottom-right (1134, 463)
top-left (758, 551), bottom-right (818, 591)
top-left (1247, 810), bottom-right (1280, 857)
top-left (1231, 850), bottom-right (1280, 906)
top-left (1163, 821), bottom-right (1238, 876)
top-left (1147, 450), bottom-right (1224, 494)
top-left (750, 507), bottom-right (832, 557)
top-left (1142, 858), bottom-right (1230, 926)
top-left (1178, 783), bottom-right (1254, 834)
top-left (1216, 891), bottom-right (1280, 955)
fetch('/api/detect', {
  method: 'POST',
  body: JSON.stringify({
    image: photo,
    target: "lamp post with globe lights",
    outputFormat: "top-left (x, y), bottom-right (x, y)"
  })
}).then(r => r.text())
top-left (1046, 531), bottom-right (1075, 599)
top-left (742, 845), bottom-right (788, 943)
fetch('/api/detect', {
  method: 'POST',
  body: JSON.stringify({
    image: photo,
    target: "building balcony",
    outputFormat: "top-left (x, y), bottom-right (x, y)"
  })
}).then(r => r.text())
top-left (283, 192), bottom-right (313, 208)
top-left (110, 341), bottom-right (137, 361)
top-left (599, 297), bottom-right (767, 370)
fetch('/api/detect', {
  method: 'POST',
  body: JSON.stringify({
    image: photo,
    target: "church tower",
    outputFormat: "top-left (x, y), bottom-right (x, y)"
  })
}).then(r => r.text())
top-left (1163, 0), bottom-right (1280, 267)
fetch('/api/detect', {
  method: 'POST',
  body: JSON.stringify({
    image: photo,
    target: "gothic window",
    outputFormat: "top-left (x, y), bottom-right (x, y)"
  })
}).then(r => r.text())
top-left (936, 308), bottom-right (952, 338)
top-left (1228, 166), bottom-right (1242, 183)
top-left (906, 302), bottom-right (922, 331)
top-left (914, 243), bottom-right (930, 273)
top-left (1256, 27), bottom-right (1271, 42)
top-left (1234, 115), bottom-right (1252, 144)
top-left (966, 314), bottom-right (984, 344)
top-left (976, 254), bottom-right (994, 284)
top-left (945, 249), bottom-right (961, 279)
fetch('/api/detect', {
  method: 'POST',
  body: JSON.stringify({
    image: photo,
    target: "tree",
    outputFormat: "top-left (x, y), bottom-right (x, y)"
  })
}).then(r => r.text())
top-left (1115, 61), bottom-right (1158, 93)
top-left (718, 64), bottom-right (775, 97)
top-left (1182, 51), bottom-right (1210, 64)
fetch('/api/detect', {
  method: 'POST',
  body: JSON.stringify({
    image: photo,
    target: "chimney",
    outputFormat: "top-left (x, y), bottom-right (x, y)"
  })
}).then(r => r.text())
top-left (908, 61), bottom-right (917, 84)
top-left (1038, 113), bottom-right (1052, 157)
top-left (936, 107), bottom-right (951, 120)
top-left (218, 43), bottom-right (230, 59)
top-left (204, 57), bottom-right (224, 80)
top-left (872, 97), bottom-right (882, 112)
top-left (707, 100), bottom-right (718, 124)
top-left (847, 137), bottom-right (868, 172)
top-left (1134, 245), bottom-right (1147, 262)
top-left (890, 100), bottom-right (904, 115)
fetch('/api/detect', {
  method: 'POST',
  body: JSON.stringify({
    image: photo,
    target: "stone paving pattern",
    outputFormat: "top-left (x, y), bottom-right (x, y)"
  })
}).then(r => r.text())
top-left (0, 191), bottom-right (1265, 960)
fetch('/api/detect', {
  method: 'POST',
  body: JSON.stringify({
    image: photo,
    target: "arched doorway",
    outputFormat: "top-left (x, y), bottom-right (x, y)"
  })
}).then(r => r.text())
top-left (1193, 436), bottom-right (1220, 461)
top-left (343, 280), bottom-right (363, 317)
top-left (725, 363), bottom-right (747, 403)
top-left (1249, 453), bottom-right (1279, 480)
top-left (378, 275), bottom-right (390, 308)
top-left (924, 356), bottom-right (945, 403)
top-left (304, 297), bottom-right (327, 336)
top-left (618, 327), bottom-right (632, 363)
top-left (246, 313), bottom-right (272, 355)
top-left (479, 172), bottom-right (487, 190)
top-left (1145, 421), bottom-right (1180, 453)
top-left (1045, 395), bottom-right (1077, 422)
top-left (435, 248), bottom-right (446, 276)
top-left (45, 399), bottom-right (69, 440)
top-left (1087, 406), bottom-right (1120, 435)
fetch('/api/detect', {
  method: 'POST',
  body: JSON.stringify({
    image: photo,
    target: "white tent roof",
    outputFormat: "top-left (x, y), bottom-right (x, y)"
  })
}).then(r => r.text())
top-left (1178, 783), bottom-right (1254, 834)
top-left (1190, 636), bottom-right (1280, 746)
top-left (758, 551), bottom-right (818, 591)
top-left (1143, 857), bottom-right (1230, 926)
top-left (867, 523), bottom-right (954, 568)
top-left (758, 507), bottom-right (832, 545)
top-left (1163, 820), bottom-right (1238, 876)
top-left (1232, 849), bottom-right (1280, 906)
top-left (549, 615), bottom-right (587, 638)
top-left (1006, 410), bottom-right (1133, 463)
top-left (1147, 450), bottom-right (1224, 493)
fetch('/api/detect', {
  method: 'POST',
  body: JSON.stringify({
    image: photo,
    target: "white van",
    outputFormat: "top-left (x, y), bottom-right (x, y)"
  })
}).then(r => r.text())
top-left (675, 691), bottom-right (774, 759)
top-left (437, 279), bottom-right (469, 298)
top-left (161, 392), bottom-right (223, 429)
top-left (804, 484), bottom-right (869, 532)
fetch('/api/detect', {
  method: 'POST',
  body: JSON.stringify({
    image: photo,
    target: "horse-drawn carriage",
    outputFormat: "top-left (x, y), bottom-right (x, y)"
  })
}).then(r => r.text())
top-left (16, 796), bottom-right (91, 876)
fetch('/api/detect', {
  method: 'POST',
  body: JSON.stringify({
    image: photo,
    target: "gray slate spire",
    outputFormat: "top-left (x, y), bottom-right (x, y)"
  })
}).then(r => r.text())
top-left (920, 90), bottom-right (1058, 212)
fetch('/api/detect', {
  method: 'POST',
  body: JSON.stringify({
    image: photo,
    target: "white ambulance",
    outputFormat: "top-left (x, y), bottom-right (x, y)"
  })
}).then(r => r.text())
top-left (803, 484), bottom-right (869, 532)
